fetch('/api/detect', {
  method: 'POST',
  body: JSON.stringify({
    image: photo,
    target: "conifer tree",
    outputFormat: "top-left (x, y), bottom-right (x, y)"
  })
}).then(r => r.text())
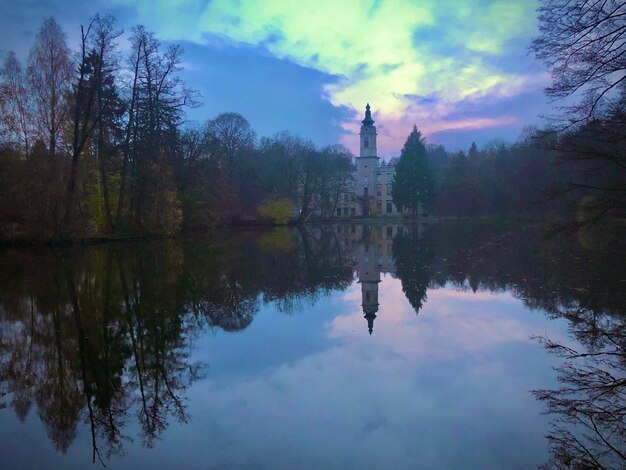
top-left (391, 125), bottom-right (434, 216)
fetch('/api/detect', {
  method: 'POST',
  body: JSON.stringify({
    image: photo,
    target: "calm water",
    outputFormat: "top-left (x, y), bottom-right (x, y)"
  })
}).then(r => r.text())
top-left (0, 221), bottom-right (624, 469)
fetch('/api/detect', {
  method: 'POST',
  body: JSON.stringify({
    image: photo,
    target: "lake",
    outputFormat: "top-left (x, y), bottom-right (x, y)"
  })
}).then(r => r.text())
top-left (0, 221), bottom-right (624, 469)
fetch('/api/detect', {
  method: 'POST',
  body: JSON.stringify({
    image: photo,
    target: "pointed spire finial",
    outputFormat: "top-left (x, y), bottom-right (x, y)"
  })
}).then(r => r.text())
top-left (362, 103), bottom-right (375, 126)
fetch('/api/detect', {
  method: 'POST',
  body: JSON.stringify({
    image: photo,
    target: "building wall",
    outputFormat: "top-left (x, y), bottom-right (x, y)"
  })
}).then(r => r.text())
top-left (333, 105), bottom-right (411, 219)
top-left (335, 163), bottom-right (410, 218)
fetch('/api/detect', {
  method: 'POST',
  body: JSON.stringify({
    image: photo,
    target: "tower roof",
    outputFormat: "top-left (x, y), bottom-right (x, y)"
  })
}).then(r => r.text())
top-left (361, 103), bottom-right (375, 126)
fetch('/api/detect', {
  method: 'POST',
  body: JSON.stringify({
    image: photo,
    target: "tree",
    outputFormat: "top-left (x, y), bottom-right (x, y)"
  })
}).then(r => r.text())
top-left (391, 125), bottom-right (435, 216)
top-left (530, 1), bottom-right (626, 226)
top-left (0, 52), bottom-right (34, 156)
top-left (91, 15), bottom-right (123, 233)
top-left (118, 25), bottom-right (196, 233)
top-left (468, 141), bottom-right (478, 161)
top-left (317, 145), bottom-right (354, 219)
top-left (205, 112), bottom-right (256, 185)
top-left (27, 17), bottom-right (72, 157)
top-left (64, 15), bottom-right (122, 231)
top-left (530, 0), bottom-right (626, 123)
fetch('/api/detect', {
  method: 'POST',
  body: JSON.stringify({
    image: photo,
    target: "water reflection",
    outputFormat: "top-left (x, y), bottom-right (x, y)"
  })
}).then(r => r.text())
top-left (0, 221), bottom-right (624, 468)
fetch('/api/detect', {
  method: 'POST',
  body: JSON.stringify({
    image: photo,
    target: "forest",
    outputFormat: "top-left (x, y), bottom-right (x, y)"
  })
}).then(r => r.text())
top-left (0, 6), bottom-right (624, 241)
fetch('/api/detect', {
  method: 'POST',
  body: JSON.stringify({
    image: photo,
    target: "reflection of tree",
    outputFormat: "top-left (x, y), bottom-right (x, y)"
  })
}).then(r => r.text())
top-left (3, 221), bottom-right (621, 466)
top-left (115, 249), bottom-right (194, 449)
top-left (206, 295), bottom-right (258, 332)
top-left (0, 229), bottom-right (357, 464)
top-left (533, 308), bottom-right (626, 470)
top-left (0, 243), bottom-right (202, 463)
top-left (392, 224), bottom-right (433, 315)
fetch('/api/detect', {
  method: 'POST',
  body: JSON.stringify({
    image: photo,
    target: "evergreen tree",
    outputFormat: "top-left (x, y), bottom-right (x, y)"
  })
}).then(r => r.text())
top-left (391, 125), bottom-right (434, 216)
top-left (468, 142), bottom-right (478, 161)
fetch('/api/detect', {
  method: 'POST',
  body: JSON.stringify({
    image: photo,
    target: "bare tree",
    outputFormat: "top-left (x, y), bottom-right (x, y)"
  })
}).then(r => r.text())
top-left (530, 0), bottom-right (626, 123)
top-left (205, 112), bottom-right (256, 182)
top-left (0, 52), bottom-right (34, 156)
top-left (530, 1), bottom-right (626, 226)
top-left (27, 17), bottom-right (72, 157)
top-left (115, 25), bottom-right (145, 229)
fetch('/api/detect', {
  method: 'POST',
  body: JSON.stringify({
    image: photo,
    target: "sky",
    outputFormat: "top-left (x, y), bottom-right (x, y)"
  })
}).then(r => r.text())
top-left (0, 0), bottom-right (551, 156)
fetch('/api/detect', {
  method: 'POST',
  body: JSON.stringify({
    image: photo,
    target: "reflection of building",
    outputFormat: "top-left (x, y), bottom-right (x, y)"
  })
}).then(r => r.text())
top-left (309, 222), bottom-right (427, 334)
top-left (334, 224), bottom-right (409, 334)
top-left (334, 104), bottom-right (410, 218)
top-left (358, 230), bottom-right (380, 335)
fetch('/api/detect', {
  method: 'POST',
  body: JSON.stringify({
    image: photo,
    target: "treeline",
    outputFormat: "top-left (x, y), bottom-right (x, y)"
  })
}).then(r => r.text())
top-left (427, 114), bottom-right (626, 225)
top-left (0, 15), bottom-right (353, 240)
top-left (429, 0), bottom-right (626, 226)
top-left (427, 133), bottom-right (563, 217)
top-left (1, 12), bottom-right (624, 241)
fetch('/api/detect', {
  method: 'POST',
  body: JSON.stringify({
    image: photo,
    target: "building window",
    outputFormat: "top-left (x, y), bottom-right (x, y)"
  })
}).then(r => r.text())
top-left (376, 173), bottom-right (381, 182)
top-left (387, 226), bottom-right (393, 237)
top-left (387, 202), bottom-right (392, 213)
top-left (377, 202), bottom-right (382, 213)
top-left (387, 184), bottom-right (391, 195)
top-left (377, 190), bottom-right (381, 196)
top-left (364, 176), bottom-right (369, 183)
top-left (364, 187), bottom-right (368, 196)
top-left (351, 207), bottom-right (355, 216)
top-left (344, 193), bottom-right (348, 202)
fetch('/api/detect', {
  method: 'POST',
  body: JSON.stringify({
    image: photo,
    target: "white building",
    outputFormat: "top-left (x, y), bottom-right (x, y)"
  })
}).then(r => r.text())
top-left (334, 104), bottom-right (409, 218)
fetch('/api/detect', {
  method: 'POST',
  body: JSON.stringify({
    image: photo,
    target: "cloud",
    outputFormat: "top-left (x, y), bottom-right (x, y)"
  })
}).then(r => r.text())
top-left (108, 0), bottom-right (541, 152)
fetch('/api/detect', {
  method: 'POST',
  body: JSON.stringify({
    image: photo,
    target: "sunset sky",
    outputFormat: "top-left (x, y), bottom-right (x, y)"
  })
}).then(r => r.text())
top-left (0, 0), bottom-right (550, 156)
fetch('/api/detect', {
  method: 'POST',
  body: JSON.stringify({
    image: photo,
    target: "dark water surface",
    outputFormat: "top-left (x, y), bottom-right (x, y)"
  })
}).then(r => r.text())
top-left (1, 221), bottom-right (624, 469)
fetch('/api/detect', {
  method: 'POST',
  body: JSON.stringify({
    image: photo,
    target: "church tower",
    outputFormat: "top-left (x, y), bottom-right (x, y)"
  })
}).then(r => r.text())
top-left (356, 103), bottom-right (379, 216)
top-left (359, 103), bottom-right (377, 158)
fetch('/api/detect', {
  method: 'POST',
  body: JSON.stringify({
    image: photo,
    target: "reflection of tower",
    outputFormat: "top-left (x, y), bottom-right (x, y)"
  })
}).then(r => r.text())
top-left (357, 235), bottom-right (381, 334)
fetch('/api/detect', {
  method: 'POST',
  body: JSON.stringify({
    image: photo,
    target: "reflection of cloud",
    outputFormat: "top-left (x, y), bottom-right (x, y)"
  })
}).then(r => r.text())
top-left (109, 0), bottom-right (539, 153)
top-left (186, 276), bottom-right (564, 469)
top-left (332, 279), bottom-right (531, 361)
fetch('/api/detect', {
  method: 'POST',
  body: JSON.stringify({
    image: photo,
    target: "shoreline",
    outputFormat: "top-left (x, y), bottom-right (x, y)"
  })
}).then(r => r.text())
top-left (0, 215), bottom-right (545, 247)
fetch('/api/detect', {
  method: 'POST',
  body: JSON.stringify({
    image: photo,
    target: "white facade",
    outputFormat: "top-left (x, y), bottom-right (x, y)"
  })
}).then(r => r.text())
top-left (335, 104), bottom-right (408, 218)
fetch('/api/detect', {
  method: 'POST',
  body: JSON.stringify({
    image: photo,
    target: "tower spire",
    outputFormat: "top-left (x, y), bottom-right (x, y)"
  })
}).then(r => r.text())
top-left (362, 102), bottom-right (375, 126)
